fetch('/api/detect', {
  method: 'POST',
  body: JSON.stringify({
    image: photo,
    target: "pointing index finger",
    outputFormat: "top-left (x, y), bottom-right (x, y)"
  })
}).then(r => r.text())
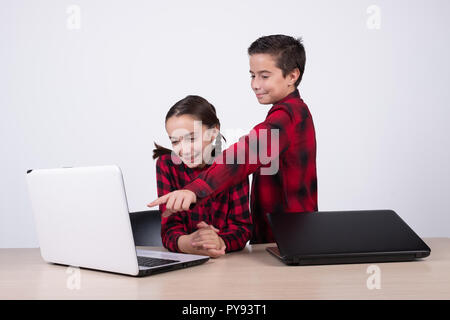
top-left (147, 194), bottom-right (170, 208)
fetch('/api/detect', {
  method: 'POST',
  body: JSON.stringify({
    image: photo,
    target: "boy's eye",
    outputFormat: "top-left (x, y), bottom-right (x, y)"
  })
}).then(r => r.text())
top-left (171, 140), bottom-right (179, 145)
top-left (250, 74), bottom-right (268, 79)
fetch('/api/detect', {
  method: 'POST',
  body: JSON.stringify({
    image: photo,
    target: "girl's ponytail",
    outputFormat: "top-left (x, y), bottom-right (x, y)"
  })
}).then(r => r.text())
top-left (152, 142), bottom-right (172, 160)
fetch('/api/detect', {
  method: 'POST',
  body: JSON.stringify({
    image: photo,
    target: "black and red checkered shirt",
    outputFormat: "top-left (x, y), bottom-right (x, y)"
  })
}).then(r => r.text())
top-left (156, 153), bottom-right (252, 253)
top-left (184, 89), bottom-right (318, 244)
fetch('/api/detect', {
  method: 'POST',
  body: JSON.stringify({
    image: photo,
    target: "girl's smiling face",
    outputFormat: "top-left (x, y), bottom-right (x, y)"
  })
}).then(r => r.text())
top-left (165, 114), bottom-right (218, 168)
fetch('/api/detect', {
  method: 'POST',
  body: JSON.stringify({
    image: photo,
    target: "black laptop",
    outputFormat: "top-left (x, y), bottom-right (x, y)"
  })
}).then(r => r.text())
top-left (266, 209), bottom-right (431, 266)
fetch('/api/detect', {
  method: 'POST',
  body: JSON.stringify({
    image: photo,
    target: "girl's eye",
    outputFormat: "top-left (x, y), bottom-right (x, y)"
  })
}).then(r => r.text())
top-left (250, 75), bottom-right (255, 79)
top-left (262, 75), bottom-right (269, 79)
top-left (171, 141), bottom-right (179, 145)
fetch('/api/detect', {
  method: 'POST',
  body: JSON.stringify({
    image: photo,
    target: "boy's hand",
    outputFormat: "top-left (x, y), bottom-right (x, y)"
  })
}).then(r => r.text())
top-left (147, 190), bottom-right (197, 217)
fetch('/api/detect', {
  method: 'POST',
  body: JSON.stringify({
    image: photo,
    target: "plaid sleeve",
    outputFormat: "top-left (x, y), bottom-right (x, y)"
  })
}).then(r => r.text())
top-left (184, 107), bottom-right (292, 200)
top-left (218, 177), bottom-right (252, 252)
top-left (156, 156), bottom-right (187, 252)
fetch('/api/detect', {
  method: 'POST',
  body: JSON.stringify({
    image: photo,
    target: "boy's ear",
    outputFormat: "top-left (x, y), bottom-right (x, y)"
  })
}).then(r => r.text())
top-left (288, 67), bottom-right (300, 86)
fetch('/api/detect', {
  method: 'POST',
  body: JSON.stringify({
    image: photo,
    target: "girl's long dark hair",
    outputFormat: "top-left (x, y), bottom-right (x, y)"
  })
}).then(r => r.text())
top-left (152, 95), bottom-right (226, 160)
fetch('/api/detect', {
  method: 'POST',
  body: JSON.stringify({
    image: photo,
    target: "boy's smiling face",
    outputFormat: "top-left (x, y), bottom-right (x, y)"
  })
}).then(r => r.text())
top-left (249, 53), bottom-right (300, 105)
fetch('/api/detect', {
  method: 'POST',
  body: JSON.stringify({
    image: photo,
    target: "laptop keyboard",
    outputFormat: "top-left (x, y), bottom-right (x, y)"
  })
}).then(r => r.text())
top-left (137, 256), bottom-right (180, 268)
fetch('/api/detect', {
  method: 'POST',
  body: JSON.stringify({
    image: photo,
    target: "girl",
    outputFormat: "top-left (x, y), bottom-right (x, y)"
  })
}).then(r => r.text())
top-left (153, 95), bottom-right (251, 258)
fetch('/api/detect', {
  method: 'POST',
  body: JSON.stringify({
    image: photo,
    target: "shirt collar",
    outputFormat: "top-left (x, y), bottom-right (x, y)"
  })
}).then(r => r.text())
top-left (273, 88), bottom-right (300, 105)
top-left (184, 159), bottom-right (213, 173)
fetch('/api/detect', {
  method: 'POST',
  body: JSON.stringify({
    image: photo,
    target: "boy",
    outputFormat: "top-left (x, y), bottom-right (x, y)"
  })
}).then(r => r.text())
top-left (148, 34), bottom-right (318, 244)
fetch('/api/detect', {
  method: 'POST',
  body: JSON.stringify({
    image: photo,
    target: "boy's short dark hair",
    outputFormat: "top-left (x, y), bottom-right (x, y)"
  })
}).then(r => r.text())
top-left (248, 35), bottom-right (306, 87)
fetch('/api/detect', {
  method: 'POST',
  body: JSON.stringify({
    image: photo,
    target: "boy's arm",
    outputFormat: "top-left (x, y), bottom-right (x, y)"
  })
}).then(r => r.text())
top-left (217, 177), bottom-right (252, 252)
top-left (147, 106), bottom-right (294, 212)
top-left (185, 106), bottom-right (293, 202)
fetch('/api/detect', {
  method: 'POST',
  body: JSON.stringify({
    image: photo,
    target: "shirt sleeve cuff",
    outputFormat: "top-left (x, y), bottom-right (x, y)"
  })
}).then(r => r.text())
top-left (218, 233), bottom-right (244, 253)
top-left (184, 178), bottom-right (214, 199)
top-left (172, 233), bottom-right (184, 253)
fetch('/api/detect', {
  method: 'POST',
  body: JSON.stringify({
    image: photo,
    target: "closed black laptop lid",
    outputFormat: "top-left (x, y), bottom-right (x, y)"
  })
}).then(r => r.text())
top-left (267, 210), bottom-right (431, 258)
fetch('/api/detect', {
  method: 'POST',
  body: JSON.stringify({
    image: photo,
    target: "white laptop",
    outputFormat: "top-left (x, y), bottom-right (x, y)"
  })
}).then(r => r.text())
top-left (25, 165), bottom-right (209, 277)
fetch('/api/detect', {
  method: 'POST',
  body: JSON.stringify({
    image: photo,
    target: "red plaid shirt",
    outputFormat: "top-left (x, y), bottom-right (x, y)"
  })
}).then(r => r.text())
top-left (184, 89), bottom-right (318, 244)
top-left (156, 154), bottom-right (252, 253)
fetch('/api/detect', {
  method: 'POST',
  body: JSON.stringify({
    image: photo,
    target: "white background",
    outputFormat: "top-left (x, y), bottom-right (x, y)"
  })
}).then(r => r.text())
top-left (1, 0), bottom-right (449, 248)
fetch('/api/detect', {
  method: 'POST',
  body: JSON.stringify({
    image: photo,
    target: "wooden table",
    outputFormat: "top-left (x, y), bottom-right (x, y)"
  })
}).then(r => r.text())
top-left (1, 238), bottom-right (449, 299)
